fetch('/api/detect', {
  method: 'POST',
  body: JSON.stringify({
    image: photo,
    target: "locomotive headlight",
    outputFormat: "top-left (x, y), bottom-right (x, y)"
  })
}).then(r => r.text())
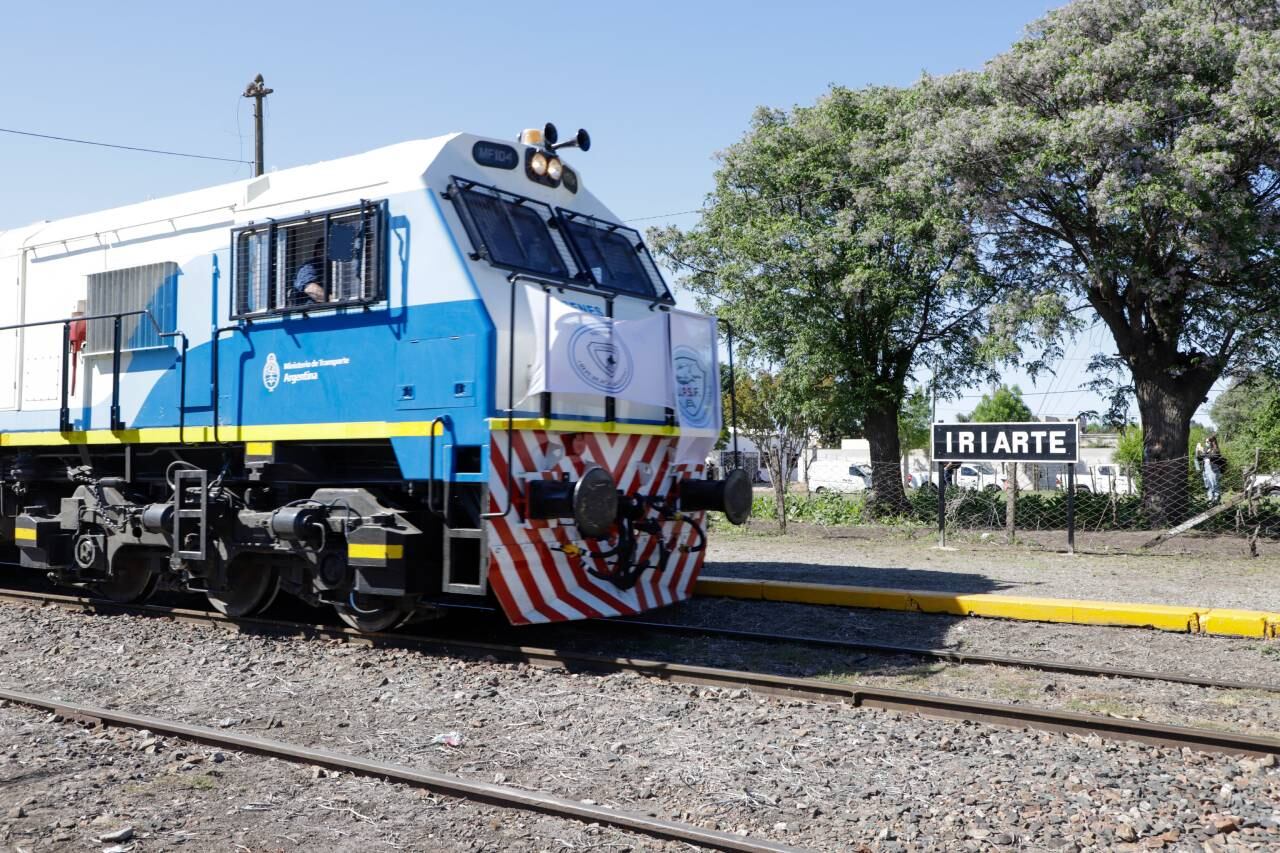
top-left (546, 157), bottom-right (563, 181)
top-left (530, 152), bottom-right (549, 176)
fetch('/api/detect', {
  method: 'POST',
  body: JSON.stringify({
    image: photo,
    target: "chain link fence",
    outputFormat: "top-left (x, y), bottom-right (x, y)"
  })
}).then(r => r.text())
top-left (745, 454), bottom-right (1280, 556)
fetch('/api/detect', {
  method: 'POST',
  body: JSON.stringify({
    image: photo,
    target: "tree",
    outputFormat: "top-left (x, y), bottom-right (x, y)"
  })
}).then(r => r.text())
top-left (729, 370), bottom-right (810, 531)
top-left (651, 85), bottom-right (999, 516)
top-left (899, 386), bottom-right (931, 456)
top-left (1211, 374), bottom-right (1279, 441)
top-left (1210, 374), bottom-right (1280, 473)
top-left (968, 385), bottom-right (1033, 423)
top-left (927, 0), bottom-right (1280, 523)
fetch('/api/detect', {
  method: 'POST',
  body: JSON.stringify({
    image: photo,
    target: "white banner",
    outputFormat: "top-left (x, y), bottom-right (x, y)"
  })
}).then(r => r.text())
top-left (668, 311), bottom-right (721, 466)
top-left (523, 293), bottom-right (723, 469)
top-left (525, 292), bottom-right (670, 408)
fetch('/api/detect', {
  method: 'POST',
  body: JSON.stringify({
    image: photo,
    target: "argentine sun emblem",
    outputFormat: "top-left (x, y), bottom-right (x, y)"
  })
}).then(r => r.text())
top-left (672, 346), bottom-right (711, 428)
top-left (567, 320), bottom-right (634, 394)
top-left (262, 353), bottom-right (280, 393)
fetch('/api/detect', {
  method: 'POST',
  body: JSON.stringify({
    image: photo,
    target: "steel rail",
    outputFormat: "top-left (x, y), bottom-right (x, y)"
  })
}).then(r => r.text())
top-left (0, 686), bottom-right (798, 853)
top-left (1, 587), bottom-right (1277, 758)
top-left (602, 619), bottom-right (1280, 694)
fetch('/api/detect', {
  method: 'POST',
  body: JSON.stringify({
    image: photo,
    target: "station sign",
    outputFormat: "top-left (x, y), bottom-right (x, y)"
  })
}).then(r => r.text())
top-left (931, 421), bottom-right (1078, 463)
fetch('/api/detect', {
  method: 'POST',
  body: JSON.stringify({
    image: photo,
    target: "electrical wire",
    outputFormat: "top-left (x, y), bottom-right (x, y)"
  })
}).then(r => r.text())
top-left (0, 126), bottom-right (251, 164)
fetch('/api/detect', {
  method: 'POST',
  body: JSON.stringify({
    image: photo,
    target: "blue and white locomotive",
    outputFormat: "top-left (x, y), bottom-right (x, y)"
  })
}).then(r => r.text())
top-left (0, 125), bottom-right (750, 630)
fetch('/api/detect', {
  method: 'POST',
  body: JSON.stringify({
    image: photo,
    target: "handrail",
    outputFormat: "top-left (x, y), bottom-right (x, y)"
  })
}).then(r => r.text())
top-left (481, 274), bottom-right (522, 520)
top-left (0, 309), bottom-right (182, 436)
top-left (210, 324), bottom-right (245, 445)
top-left (0, 308), bottom-right (166, 336)
top-left (427, 415), bottom-right (451, 517)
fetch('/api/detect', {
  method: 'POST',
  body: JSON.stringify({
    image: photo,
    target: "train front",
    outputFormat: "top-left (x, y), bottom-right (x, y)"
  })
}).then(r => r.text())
top-left (432, 125), bottom-right (751, 625)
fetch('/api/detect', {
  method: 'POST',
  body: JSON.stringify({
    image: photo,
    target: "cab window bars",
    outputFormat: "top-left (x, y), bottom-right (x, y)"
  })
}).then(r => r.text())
top-left (231, 199), bottom-right (387, 319)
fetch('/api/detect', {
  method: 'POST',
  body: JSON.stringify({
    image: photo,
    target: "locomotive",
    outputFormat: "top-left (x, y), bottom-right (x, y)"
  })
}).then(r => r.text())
top-left (0, 124), bottom-right (751, 631)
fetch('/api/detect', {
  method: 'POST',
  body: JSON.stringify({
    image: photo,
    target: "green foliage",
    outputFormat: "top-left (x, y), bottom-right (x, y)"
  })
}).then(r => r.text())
top-left (649, 83), bottom-right (1002, 483)
top-left (969, 385), bottom-right (1033, 423)
top-left (728, 370), bottom-right (812, 530)
top-left (750, 492), bottom-right (869, 527)
top-left (924, 0), bottom-right (1280, 469)
top-left (1113, 425), bottom-right (1143, 472)
top-left (898, 386), bottom-right (931, 455)
top-left (1210, 375), bottom-right (1280, 474)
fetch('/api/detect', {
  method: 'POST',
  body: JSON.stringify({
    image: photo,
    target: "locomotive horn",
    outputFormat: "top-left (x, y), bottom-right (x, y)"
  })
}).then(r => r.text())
top-left (526, 467), bottom-right (618, 539)
top-left (677, 468), bottom-right (752, 525)
top-left (550, 128), bottom-right (591, 153)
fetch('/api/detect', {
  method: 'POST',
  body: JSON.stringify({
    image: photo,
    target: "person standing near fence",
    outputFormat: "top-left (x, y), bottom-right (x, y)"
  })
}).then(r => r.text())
top-left (1196, 435), bottom-right (1224, 504)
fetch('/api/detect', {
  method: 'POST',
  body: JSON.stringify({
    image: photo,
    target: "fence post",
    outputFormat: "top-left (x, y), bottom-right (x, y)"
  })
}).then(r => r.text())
top-left (1066, 465), bottom-right (1076, 554)
top-left (1006, 462), bottom-right (1018, 544)
top-left (936, 460), bottom-right (946, 548)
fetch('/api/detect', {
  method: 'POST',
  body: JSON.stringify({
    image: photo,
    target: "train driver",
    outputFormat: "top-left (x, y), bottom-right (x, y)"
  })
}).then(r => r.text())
top-left (292, 239), bottom-right (328, 304)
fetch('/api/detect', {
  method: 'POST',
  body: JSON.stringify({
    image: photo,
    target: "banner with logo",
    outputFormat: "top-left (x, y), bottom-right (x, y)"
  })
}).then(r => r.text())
top-left (668, 310), bottom-right (720, 466)
top-left (524, 292), bottom-right (670, 408)
top-left (523, 293), bottom-right (723, 468)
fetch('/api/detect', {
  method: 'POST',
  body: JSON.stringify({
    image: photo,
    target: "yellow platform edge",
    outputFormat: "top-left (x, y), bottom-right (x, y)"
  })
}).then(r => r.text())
top-left (694, 577), bottom-right (1280, 639)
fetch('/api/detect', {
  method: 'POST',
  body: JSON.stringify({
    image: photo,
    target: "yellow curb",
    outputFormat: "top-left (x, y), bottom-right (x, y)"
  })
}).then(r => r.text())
top-left (694, 577), bottom-right (1280, 639)
top-left (1199, 608), bottom-right (1278, 639)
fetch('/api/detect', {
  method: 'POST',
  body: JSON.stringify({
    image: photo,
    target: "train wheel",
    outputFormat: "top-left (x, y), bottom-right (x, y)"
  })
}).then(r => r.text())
top-left (207, 562), bottom-right (279, 618)
top-left (334, 594), bottom-right (415, 633)
top-left (93, 554), bottom-right (157, 604)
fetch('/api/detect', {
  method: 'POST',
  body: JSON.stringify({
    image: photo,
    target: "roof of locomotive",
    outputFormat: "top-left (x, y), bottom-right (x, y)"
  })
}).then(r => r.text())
top-left (0, 135), bottom-right (472, 258)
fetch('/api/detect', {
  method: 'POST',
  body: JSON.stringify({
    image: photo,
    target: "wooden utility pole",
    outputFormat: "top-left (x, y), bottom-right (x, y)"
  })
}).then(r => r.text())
top-left (242, 74), bottom-right (273, 177)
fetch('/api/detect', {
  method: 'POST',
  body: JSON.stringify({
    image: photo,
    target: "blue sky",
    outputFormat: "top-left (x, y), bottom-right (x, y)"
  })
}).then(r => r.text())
top-left (0, 1), bottom-right (1223, 425)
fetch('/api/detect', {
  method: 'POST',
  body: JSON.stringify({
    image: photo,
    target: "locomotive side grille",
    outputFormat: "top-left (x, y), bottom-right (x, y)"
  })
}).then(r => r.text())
top-left (84, 262), bottom-right (179, 354)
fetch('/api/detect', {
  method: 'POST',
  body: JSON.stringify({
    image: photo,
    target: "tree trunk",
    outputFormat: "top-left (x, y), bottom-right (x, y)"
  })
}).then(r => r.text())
top-left (1134, 375), bottom-right (1204, 527)
top-left (771, 455), bottom-right (788, 532)
top-left (862, 402), bottom-right (911, 516)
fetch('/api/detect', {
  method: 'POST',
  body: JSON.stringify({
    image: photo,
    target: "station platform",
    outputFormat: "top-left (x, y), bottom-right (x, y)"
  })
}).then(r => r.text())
top-left (694, 576), bottom-right (1280, 639)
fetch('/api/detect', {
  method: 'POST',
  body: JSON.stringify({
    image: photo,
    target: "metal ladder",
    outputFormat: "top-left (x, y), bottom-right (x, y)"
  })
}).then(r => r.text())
top-left (440, 478), bottom-right (486, 595)
top-left (173, 468), bottom-right (208, 561)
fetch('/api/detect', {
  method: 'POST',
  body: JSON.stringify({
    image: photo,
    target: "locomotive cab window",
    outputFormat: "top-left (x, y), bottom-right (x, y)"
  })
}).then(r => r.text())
top-left (556, 210), bottom-right (671, 300)
top-left (232, 200), bottom-right (386, 318)
top-left (85, 262), bottom-right (179, 353)
top-left (448, 178), bottom-right (579, 280)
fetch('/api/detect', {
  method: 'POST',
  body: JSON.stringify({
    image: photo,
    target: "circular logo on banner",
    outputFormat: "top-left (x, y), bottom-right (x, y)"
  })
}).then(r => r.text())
top-left (568, 320), bottom-right (633, 394)
top-left (262, 353), bottom-right (280, 393)
top-left (672, 345), bottom-right (712, 427)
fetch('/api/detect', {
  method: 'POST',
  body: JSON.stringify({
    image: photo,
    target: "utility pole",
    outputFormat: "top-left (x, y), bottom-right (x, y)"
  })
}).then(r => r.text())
top-left (242, 74), bottom-right (273, 177)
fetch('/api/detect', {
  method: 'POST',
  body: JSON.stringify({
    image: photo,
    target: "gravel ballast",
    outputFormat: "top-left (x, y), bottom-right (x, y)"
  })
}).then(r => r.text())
top-left (1, 602), bottom-right (1278, 852)
top-left (0, 701), bottom-right (672, 852)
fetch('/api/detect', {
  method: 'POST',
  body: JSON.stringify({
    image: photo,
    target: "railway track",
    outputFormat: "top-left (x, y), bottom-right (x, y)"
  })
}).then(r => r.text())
top-left (0, 686), bottom-right (797, 853)
top-left (0, 586), bottom-right (1277, 759)
top-left (598, 619), bottom-right (1280, 694)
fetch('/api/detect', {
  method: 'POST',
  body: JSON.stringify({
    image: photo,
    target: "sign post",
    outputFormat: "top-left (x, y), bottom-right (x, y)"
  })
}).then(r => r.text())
top-left (931, 421), bottom-right (1080, 552)
top-left (1066, 466), bottom-right (1076, 554)
top-left (936, 460), bottom-right (946, 548)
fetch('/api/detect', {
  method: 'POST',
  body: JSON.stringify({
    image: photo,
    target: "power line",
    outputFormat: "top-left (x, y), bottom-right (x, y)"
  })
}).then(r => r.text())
top-left (0, 126), bottom-right (251, 165)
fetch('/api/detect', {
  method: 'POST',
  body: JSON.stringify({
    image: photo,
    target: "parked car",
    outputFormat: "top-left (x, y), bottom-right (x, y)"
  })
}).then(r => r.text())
top-left (808, 459), bottom-right (871, 493)
top-left (1246, 472), bottom-right (1280, 496)
top-left (1055, 463), bottom-right (1134, 494)
top-left (926, 462), bottom-right (1002, 491)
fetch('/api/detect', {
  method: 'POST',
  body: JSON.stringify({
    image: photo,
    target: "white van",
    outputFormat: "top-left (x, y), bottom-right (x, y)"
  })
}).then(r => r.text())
top-left (808, 459), bottom-right (871, 493)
